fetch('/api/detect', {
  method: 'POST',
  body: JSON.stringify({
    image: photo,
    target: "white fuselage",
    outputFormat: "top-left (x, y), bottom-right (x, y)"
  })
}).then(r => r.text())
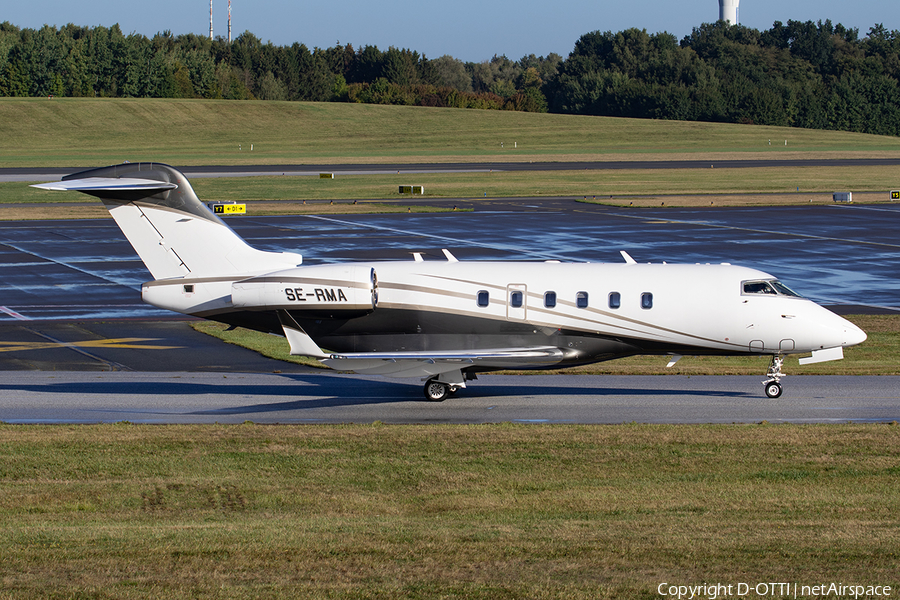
top-left (143, 259), bottom-right (866, 364)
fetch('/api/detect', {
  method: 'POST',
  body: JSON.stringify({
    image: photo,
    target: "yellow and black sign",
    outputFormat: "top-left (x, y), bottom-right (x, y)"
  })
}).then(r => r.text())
top-left (213, 203), bottom-right (246, 215)
top-left (891, 190), bottom-right (899, 200)
top-left (320, 173), bottom-right (334, 179)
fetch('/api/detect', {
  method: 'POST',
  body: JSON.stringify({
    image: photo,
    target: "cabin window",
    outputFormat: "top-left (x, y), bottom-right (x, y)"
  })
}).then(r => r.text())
top-left (576, 291), bottom-right (589, 308)
top-left (544, 291), bottom-right (557, 308)
top-left (608, 292), bottom-right (621, 309)
top-left (476, 290), bottom-right (490, 307)
top-left (641, 292), bottom-right (653, 309)
top-left (510, 290), bottom-right (524, 308)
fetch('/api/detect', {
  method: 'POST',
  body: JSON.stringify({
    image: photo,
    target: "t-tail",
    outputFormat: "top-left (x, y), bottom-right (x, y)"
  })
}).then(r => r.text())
top-left (33, 162), bottom-right (303, 280)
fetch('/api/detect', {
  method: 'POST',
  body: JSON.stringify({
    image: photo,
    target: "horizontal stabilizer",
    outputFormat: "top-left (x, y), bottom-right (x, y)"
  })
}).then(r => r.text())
top-left (32, 178), bottom-right (178, 193)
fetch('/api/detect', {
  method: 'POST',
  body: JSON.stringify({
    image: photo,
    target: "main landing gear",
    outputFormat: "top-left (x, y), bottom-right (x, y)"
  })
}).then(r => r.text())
top-left (423, 379), bottom-right (458, 402)
top-left (763, 355), bottom-right (785, 398)
top-left (423, 371), bottom-right (474, 401)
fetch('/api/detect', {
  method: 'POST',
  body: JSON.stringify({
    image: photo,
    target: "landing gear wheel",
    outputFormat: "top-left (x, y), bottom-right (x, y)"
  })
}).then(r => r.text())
top-left (762, 355), bottom-right (785, 398)
top-left (424, 379), bottom-right (450, 402)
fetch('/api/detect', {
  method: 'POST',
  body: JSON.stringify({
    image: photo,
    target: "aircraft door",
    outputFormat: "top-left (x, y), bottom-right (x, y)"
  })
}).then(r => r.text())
top-left (507, 284), bottom-right (527, 321)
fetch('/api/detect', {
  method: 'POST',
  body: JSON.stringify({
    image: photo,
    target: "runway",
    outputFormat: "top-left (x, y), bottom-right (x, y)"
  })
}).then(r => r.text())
top-left (2, 371), bottom-right (898, 424)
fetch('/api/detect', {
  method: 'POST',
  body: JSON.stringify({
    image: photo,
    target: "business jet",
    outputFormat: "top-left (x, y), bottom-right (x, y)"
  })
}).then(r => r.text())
top-left (33, 163), bottom-right (867, 401)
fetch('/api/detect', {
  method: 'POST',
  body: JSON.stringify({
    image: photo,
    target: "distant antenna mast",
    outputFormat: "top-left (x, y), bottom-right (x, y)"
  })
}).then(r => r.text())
top-left (209, 0), bottom-right (214, 39)
top-left (228, 0), bottom-right (232, 43)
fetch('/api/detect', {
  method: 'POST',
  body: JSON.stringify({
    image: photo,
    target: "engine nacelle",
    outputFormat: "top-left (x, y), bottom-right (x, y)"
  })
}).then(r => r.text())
top-left (231, 264), bottom-right (377, 317)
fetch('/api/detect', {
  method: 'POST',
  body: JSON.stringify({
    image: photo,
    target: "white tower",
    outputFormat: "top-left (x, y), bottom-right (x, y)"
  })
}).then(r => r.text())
top-left (209, 0), bottom-right (214, 38)
top-left (228, 0), bottom-right (232, 43)
top-left (719, 0), bottom-right (739, 24)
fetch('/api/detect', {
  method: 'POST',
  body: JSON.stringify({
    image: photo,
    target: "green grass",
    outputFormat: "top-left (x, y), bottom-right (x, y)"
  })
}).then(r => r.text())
top-left (1, 423), bottom-right (898, 599)
top-left (187, 165), bottom-right (900, 203)
top-left (192, 314), bottom-right (899, 375)
top-left (7, 163), bottom-right (898, 220)
top-left (2, 97), bottom-right (899, 168)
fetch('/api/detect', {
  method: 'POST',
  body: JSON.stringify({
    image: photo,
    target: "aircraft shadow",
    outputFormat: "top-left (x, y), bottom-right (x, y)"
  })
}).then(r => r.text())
top-left (0, 374), bottom-right (755, 419)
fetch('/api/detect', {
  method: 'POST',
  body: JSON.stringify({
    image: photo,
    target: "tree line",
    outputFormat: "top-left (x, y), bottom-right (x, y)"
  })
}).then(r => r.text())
top-left (1, 19), bottom-right (898, 135)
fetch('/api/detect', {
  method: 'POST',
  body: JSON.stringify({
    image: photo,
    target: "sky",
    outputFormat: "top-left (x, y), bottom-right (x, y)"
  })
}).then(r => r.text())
top-left (3, 0), bottom-right (897, 63)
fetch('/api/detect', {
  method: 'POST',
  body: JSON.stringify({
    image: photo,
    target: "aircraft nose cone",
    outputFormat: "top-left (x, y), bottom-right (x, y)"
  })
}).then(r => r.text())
top-left (844, 322), bottom-right (867, 347)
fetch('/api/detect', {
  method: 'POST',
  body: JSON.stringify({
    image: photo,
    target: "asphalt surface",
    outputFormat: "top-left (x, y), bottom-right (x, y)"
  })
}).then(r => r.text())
top-left (4, 195), bottom-right (896, 318)
top-left (2, 372), bottom-right (897, 424)
top-left (2, 175), bottom-right (900, 423)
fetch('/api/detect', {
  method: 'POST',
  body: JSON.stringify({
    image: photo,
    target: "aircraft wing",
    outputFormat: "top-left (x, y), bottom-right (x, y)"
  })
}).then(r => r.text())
top-left (278, 309), bottom-right (567, 378)
top-left (322, 347), bottom-right (567, 378)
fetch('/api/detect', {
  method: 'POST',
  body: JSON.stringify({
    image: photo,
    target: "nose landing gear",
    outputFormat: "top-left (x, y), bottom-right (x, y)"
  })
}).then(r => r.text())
top-left (763, 355), bottom-right (785, 398)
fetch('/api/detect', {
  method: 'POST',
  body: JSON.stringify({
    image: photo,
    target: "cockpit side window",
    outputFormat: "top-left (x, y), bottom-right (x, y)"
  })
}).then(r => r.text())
top-left (770, 280), bottom-right (802, 297)
top-left (743, 281), bottom-right (777, 295)
top-left (742, 279), bottom-right (803, 298)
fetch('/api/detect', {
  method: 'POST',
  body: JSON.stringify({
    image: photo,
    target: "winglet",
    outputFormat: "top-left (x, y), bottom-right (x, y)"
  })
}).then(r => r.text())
top-left (620, 251), bottom-right (637, 264)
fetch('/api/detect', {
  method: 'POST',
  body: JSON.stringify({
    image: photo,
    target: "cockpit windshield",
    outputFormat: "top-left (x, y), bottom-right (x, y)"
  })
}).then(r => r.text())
top-left (742, 279), bottom-right (803, 298)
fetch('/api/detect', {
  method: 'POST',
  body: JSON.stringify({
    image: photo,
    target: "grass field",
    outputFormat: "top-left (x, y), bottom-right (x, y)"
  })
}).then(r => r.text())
top-left (2, 97), bottom-right (900, 167)
top-left (4, 98), bottom-right (900, 218)
top-left (5, 162), bottom-right (900, 220)
top-left (1, 423), bottom-right (898, 599)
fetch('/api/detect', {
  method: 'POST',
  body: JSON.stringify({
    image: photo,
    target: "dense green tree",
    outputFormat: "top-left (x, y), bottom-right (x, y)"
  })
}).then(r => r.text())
top-left (0, 20), bottom-right (896, 132)
top-left (432, 55), bottom-right (472, 92)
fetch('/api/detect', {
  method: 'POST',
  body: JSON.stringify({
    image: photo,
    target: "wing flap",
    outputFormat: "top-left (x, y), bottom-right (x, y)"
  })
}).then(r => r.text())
top-left (322, 347), bottom-right (566, 377)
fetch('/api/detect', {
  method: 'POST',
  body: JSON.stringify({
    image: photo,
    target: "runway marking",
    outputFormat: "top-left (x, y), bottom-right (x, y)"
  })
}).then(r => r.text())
top-left (0, 306), bottom-right (29, 320)
top-left (600, 209), bottom-right (900, 249)
top-left (0, 240), bottom-right (143, 290)
top-left (0, 338), bottom-right (183, 353)
top-left (292, 215), bottom-right (575, 261)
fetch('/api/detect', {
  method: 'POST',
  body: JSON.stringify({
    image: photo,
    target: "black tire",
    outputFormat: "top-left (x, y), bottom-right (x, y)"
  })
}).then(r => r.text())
top-left (424, 379), bottom-right (450, 402)
top-left (765, 381), bottom-right (783, 398)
